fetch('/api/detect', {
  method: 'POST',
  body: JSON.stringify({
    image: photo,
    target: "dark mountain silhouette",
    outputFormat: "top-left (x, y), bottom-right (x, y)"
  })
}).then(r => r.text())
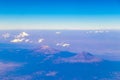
top-left (56, 51), bottom-right (102, 63)
top-left (0, 44), bottom-right (120, 80)
top-left (32, 46), bottom-right (102, 63)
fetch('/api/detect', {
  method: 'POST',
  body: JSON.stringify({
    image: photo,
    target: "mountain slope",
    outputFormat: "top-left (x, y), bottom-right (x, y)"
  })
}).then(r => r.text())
top-left (32, 46), bottom-right (103, 63)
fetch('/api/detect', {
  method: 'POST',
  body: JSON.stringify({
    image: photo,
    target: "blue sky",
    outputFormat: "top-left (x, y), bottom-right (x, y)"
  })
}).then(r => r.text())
top-left (0, 0), bottom-right (120, 30)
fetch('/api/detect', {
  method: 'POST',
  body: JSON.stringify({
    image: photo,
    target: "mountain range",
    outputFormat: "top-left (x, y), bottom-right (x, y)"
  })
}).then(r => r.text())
top-left (0, 30), bottom-right (120, 80)
top-left (0, 44), bottom-right (120, 80)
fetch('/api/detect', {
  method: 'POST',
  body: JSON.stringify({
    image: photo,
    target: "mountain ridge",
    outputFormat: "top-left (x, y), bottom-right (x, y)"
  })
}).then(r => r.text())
top-left (32, 45), bottom-right (103, 63)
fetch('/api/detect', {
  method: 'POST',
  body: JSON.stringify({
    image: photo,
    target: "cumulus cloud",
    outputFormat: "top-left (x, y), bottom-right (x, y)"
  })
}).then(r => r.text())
top-left (94, 30), bottom-right (104, 33)
top-left (25, 39), bottom-right (30, 43)
top-left (55, 31), bottom-right (61, 34)
top-left (62, 43), bottom-right (70, 47)
top-left (56, 42), bottom-right (70, 47)
top-left (46, 71), bottom-right (57, 77)
top-left (10, 32), bottom-right (31, 43)
top-left (10, 38), bottom-right (25, 43)
top-left (38, 38), bottom-right (44, 43)
top-left (10, 38), bottom-right (32, 43)
top-left (15, 32), bottom-right (29, 38)
top-left (1, 33), bottom-right (10, 39)
top-left (86, 30), bottom-right (109, 34)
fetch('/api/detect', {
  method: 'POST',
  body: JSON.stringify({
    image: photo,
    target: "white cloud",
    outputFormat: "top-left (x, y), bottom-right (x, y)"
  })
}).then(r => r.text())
top-left (1, 33), bottom-right (10, 39)
top-left (10, 32), bottom-right (31, 43)
top-left (94, 30), bottom-right (104, 33)
top-left (55, 31), bottom-right (61, 34)
top-left (62, 43), bottom-right (70, 47)
top-left (25, 39), bottom-right (30, 43)
top-left (11, 38), bottom-right (25, 43)
top-left (56, 42), bottom-right (70, 47)
top-left (16, 32), bottom-right (29, 38)
top-left (46, 71), bottom-right (57, 77)
top-left (10, 38), bottom-right (32, 43)
top-left (86, 30), bottom-right (109, 34)
top-left (38, 38), bottom-right (44, 43)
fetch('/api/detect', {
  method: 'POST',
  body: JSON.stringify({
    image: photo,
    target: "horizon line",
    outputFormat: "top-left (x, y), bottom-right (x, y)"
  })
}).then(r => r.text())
top-left (0, 29), bottom-right (120, 30)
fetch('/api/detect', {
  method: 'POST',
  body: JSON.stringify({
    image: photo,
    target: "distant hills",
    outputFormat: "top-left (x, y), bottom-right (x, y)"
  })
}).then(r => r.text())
top-left (0, 44), bottom-right (120, 80)
top-left (33, 45), bottom-right (103, 63)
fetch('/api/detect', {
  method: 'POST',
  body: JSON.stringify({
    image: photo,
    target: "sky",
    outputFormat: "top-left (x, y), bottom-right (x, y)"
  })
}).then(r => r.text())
top-left (0, 0), bottom-right (120, 30)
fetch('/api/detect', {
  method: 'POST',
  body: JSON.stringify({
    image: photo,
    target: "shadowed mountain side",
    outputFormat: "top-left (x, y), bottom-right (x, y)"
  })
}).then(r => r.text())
top-left (56, 52), bottom-right (102, 63)
top-left (0, 45), bottom-right (120, 80)
top-left (32, 45), bottom-right (103, 63)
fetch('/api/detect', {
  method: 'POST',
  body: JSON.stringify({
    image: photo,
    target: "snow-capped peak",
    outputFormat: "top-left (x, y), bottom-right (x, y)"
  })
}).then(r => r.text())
top-left (34, 45), bottom-right (59, 54)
